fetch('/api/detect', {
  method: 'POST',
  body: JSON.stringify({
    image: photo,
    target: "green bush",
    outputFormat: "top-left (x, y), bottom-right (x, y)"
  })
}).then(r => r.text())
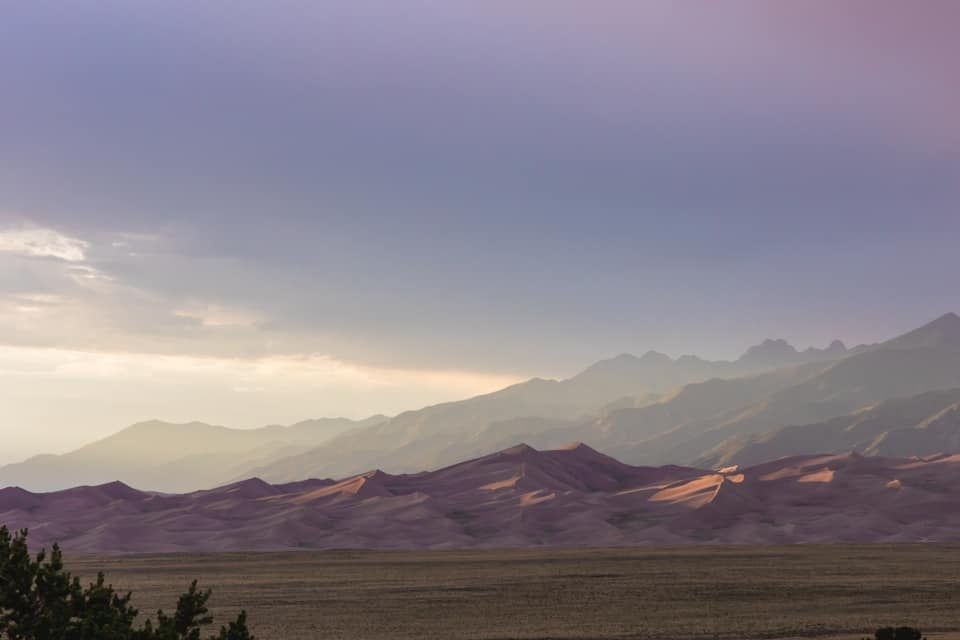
top-left (0, 527), bottom-right (253, 640)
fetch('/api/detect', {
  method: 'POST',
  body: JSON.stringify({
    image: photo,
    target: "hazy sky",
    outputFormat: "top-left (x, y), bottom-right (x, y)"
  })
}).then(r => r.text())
top-left (1, 1), bottom-right (958, 462)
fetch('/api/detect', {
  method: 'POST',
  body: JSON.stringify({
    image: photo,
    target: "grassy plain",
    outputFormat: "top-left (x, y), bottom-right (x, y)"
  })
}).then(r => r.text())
top-left (67, 545), bottom-right (960, 640)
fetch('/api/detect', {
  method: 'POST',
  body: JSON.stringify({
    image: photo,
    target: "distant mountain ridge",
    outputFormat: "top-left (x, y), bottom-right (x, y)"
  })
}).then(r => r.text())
top-left (0, 415), bottom-right (388, 493)
top-left (608, 312), bottom-right (960, 466)
top-left (0, 334), bottom-right (846, 492)
top-left (239, 340), bottom-right (848, 485)
top-left (6, 443), bottom-right (960, 551)
top-left (6, 314), bottom-right (960, 493)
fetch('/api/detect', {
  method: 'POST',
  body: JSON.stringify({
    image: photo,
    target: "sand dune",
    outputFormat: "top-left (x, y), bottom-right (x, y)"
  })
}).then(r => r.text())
top-left (5, 444), bottom-right (960, 551)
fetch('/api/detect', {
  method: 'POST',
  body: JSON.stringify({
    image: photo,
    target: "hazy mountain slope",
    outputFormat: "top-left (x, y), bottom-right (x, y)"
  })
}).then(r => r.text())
top-left (8, 444), bottom-right (960, 551)
top-left (628, 313), bottom-right (960, 466)
top-left (0, 334), bottom-right (848, 492)
top-left (248, 346), bottom-right (844, 484)
top-left (0, 415), bottom-right (387, 492)
top-left (572, 361), bottom-right (831, 448)
top-left (698, 387), bottom-right (960, 468)
top-left (444, 360), bottom-right (833, 461)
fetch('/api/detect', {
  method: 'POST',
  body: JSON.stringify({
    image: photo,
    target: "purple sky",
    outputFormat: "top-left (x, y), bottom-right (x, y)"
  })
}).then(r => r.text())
top-left (0, 1), bottom-right (958, 458)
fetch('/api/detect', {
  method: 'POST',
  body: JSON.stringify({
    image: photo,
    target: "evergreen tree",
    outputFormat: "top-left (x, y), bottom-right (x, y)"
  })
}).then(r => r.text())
top-left (0, 527), bottom-right (254, 640)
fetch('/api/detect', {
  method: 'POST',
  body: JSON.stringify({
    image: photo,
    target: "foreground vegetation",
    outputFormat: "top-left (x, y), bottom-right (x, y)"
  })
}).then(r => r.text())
top-left (0, 527), bottom-right (252, 640)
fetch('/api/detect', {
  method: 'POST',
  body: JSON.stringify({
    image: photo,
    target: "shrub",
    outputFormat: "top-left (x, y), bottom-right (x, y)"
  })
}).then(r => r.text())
top-left (871, 627), bottom-right (925, 640)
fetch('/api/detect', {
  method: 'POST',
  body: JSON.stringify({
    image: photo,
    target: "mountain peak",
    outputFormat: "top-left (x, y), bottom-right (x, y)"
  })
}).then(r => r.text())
top-left (801, 339), bottom-right (847, 357)
top-left (882, 312), bottom-right (960, 350)
top-left (827, 339), bottom-right (847, 352)
top-left (574, 351), bottom-right (676, 381)
top-left (929, 312), bottom-right (960, 330)
top-left (922, 312), bottom-right (960, 333)
top-left (738, 338), bottom-right (799, 366)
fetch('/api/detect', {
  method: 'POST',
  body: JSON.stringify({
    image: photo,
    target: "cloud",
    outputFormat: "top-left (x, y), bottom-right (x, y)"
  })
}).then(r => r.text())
top-left (173, 303), bottom-right (263, 328)
top-left (0, 225), bottom-right (88, 262)
top-left (0, 343), bottom-right (524, 463)
top-left (0, 344), bottom-right (521, 394)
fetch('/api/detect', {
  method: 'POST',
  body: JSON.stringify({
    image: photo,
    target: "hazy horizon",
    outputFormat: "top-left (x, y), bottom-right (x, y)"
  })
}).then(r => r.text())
top-left (0, 313), bottom-right (949, 466)
top-left (2, 1), bottom-right (958, 463)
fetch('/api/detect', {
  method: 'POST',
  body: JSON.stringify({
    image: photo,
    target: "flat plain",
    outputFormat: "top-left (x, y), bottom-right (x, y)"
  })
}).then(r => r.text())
top-left (67, 545), bottom-right (960, 640)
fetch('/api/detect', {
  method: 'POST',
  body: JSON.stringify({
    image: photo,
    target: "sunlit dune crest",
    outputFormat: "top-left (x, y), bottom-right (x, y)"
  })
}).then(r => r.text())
top-left (798, 469), bottom-right (835, 483)
top-left (649, 475), bottom-right (724, 507)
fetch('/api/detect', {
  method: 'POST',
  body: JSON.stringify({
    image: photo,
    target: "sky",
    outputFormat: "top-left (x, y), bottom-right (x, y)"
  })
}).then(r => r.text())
top-left (1, 1), bottom-right (958, 462)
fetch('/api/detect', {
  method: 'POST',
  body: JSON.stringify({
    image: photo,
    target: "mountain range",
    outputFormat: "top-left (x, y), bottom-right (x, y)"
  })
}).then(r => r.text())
top-left (243, 312), bottom-right (960, 485)
top-left (5, 443), bottom-right (960, 552)
top-left (0, 416), bottom-right (388, 493)
top-left (4, 313), bottom-right (960, 495)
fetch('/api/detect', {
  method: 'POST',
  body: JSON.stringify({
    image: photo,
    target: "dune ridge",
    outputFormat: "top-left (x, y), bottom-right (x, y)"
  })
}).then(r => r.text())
top-left (5, 444), bottom-right (960, 552)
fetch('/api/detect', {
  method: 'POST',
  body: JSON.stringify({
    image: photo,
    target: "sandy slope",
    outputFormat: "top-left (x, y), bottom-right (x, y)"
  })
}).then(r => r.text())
top-left (5, 443), bottom-right (960, 552)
